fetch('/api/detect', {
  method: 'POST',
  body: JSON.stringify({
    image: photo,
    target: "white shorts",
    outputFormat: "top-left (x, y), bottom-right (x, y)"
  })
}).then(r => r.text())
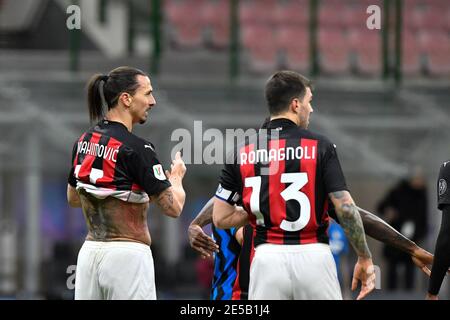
top-left (74, 241), bottom-right (156, 300)
top-left (249, 243), bottom-right (342, 300)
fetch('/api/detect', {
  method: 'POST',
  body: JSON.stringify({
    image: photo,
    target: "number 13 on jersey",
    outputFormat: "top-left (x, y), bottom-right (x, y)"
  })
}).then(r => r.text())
top-left (245, 172), bottom-right (311, 232)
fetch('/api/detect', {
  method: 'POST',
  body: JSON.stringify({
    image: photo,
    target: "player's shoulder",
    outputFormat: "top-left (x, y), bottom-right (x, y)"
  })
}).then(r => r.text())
top-left (124, 133), bottom-right (157, 155)
top-left (127, 133), bottom-right (155, 150)
top-left (293, 128), bottom-right (334, 145)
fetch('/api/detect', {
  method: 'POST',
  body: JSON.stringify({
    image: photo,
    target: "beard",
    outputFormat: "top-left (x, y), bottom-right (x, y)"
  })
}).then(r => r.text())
top-left (139, 112), bottom-right (148, 124)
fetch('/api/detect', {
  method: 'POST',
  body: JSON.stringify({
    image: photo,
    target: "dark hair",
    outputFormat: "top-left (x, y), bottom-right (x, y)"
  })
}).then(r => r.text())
top-left (265, 71), bottom-right (312, 116)
top-left (86, 66), bottom-right (147, 122)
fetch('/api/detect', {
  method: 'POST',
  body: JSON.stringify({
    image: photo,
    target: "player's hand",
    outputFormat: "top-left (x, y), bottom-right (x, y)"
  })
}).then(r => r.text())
top-left (411, 247), bottom-right (450, 276)
top-left (167, 151), bottom-right (186, 179)
top-left (352, 257), bottom-right (376, 300)
top-left (426, 293), bottom-right (439, 300)
top-left (411, 247), bottom-right (433, 276)
top-left (188, 224), bottom-right (219, 259)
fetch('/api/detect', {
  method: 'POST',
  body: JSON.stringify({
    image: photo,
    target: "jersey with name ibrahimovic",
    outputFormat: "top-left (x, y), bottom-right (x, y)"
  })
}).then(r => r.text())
top-left (68, 119), bottom-right (171, 203)
top-left (216, 118), bottom-right (348, 247)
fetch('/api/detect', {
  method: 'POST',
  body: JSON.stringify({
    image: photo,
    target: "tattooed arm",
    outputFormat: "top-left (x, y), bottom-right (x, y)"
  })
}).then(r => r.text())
top-left (329, 190), bottom-right (375, 300)
top-left (330, 191), bottom-right (371, 258)
top-left (188, 197), bottom-right (219, 258)
top-left (151, 152), bottom-right (186, 218)
top-left (67, 184), bottom-right (81, 208)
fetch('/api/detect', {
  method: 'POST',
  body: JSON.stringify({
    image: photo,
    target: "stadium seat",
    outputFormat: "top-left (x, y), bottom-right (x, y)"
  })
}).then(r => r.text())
top-left (447, 8), bottom-right (450, 31)
top-left (402, 30), bottom-right (422, 75)
top-left (318, 28), bottom-right (351, 74)
top-left (202, 0), bottom-right (230, 48)
top-left (165, 0), bottom-right (205, 49)
top-left (174, 23), bottom-right (204, 49)
top-left (277, 26), bottom-right (309, 71)
top-left (239, 0), bottom-right (277, 26)
top-left (242, 24), bottom-right (277, 73)
top-left (343, 0), bottom-right (384, 29)
top-left (409, 6), bottom-right (447, 31)
top-left (419, 31), bottom-right (450, 76)
top-left (349, 30), bottom-right (382, 76)
top-left (209, 20), bottom-right (230, 49)
top-left (319, 3), bottom-right (345, 28)
top-left (274, 0), bottom-right (309, 26)
top-left (343, 6), bottom-right (369, 29)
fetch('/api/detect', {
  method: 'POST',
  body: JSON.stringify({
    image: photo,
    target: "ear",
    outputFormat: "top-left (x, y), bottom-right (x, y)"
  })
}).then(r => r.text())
top-left (119, 92), bottom-right (132, 107)
top-left (290, 98), bottom-right (301, 114)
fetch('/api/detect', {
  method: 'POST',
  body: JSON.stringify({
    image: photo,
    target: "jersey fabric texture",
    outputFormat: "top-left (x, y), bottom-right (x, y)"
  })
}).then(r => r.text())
top-left (210, 225), bottom-right (240, 300)
top-left (216, 118), bottom-right (348, 247)
top-left (68, 119), bottom-right (171, 202)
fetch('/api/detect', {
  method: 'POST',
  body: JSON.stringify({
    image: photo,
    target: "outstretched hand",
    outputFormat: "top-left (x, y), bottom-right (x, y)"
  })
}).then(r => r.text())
top-left (188, 224), bottom-right (219, 259)
top-left (411, 247), bottom-right (433, 276)
top-left (410, 247), bottom-right (450, 276)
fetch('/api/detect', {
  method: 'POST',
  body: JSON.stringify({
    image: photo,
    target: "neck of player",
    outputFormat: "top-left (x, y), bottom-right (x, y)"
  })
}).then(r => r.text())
top-left (105, 108), bottom-right (133, 132)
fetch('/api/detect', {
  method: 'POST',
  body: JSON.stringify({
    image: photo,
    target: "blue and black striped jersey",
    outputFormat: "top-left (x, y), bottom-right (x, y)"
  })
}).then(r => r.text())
top-left (210, 225), bottom-right (241, 300)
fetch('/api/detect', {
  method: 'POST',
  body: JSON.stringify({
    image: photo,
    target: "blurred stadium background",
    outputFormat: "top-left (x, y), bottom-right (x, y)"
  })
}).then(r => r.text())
top-left (0, 0), bottom-right (449, 300)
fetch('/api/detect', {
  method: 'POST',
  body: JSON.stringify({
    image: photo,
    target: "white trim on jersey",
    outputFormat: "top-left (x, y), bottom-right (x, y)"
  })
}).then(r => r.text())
top-left (76, 181), bottom-right (149, 204)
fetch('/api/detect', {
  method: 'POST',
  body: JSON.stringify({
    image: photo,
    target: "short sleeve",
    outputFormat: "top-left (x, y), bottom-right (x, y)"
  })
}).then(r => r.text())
top-left (322, 141), bottom-right (348, 194)
top-left (216, 152), bottom-right (241, 205)
top-left (437, 162), bottom-right (450, 210)
top-left (67, 141), bottom-right (78, 187)
top-left (128, 143), bottom-right (171, 197)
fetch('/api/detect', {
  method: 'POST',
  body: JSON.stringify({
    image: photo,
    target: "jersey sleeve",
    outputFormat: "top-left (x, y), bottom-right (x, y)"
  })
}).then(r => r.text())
top-left (67, 140), bottom-right (78, 187)
top-left (437, 162), bottom-right (450, 210)
top-left (428, 205), bottom-right (450, 295)
top-left (322, 141), bottom-right (348, 194)
top-left (216, 152), bottom-right (241, 205)
top-left (127, 142), bottom-right (171, 197)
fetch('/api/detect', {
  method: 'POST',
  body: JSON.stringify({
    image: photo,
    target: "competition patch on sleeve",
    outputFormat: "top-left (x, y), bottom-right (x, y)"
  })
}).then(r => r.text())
top-left (153, 164), bottom-right (167, 181)
top-left (439, 179), bottom-right (447, 196)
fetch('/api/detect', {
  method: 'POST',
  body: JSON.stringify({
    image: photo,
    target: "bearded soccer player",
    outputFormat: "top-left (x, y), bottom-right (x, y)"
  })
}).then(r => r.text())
top-left (67, 66), bottom-right (186, 300)
top-left (212, 71), bottom-right (375, 300)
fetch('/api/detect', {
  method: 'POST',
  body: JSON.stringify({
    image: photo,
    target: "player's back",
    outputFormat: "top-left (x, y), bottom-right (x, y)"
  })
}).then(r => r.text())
top-left (68, 119), bottom-right (170, 245)
top-left (234, 118), bottom-right (347, 247)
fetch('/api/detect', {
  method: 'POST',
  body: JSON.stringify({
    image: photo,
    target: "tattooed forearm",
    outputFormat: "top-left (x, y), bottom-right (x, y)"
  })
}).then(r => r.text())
top-left (338, 203), bottom-right (372, 258)
top-left (330, 191), bottom-right (372, 259)
top-left (191, 198), bottom-right (214, 227)
top-left (156, 189), bottom-right (174, 212)
top-left (358, 207), bottom-right (416, 255)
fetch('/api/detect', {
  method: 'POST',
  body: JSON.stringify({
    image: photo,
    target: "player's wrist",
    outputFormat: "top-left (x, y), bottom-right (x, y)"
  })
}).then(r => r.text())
top-left (357, 256), bottom-right (373, 263)
top-left (410, 244), bottom-right (423, 257)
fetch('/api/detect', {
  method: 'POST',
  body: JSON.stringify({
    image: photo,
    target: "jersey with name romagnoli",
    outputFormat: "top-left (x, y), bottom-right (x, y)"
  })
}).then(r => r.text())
top-left (216, 118), bottom-right (348, 247)
top-left (68, 119), bottom-right (171, 203)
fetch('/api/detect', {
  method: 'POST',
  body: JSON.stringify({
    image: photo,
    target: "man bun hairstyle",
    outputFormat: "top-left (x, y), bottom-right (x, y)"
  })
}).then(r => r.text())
top-left (86, 66), bottom-right (147, 122)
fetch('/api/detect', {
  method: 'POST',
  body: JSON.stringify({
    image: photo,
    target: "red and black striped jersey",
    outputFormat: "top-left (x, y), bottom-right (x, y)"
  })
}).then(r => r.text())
top-left (232, 224), bottom-right (254, 300)
top-left (68, 119), bottom-right (171, 203)
top-left (216, 118), bottom-right (348, 247)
